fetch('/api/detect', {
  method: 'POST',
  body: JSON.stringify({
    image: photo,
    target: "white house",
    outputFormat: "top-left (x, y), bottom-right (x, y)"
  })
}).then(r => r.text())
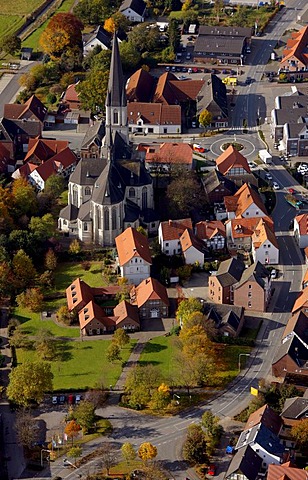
top-left (83, 26), bottom-right (111, 56)
top-left (128, 103), bottom-right (181, 135)
top-left (180, 229), bottom-right (206, 265)
top-left (195, 220), bottom-right (226, 250)
top-left (294, 213), bottom-right (308, 248)
top-left (115, 227), bottom-right (152, 285)
top-left (224, 183), bottom-right (267, 220)
top-left (119, 0), bottom-right (146, 22)
top-left (158, 219), bottom-right (192, 256)
top-left (251, 219), bottom-right (279, 265)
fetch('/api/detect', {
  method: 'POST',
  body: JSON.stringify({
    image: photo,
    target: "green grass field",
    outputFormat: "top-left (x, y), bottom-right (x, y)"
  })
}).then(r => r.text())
top-left (0, 15), bottom-right (25, 41)
top-left (16, 339), bottom-right (136, 391)
top-left (0, 0), bottom-right (45, 15)
top-left (52, 261), bottom-right (107, 292)
top-left (16, 306), bottom-right (80, 337)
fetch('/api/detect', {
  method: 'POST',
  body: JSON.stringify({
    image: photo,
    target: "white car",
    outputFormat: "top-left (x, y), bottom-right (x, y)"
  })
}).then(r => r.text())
top-left (271, 269), bottom-right (277, 279)
top-left (273, 182), bottom-right (280, 190)
top-left (265, 173), bottom-right (272, 180)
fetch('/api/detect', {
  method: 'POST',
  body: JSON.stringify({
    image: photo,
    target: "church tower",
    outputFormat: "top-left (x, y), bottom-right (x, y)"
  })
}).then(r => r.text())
top-left (105, 34), bottom-right (128, 146)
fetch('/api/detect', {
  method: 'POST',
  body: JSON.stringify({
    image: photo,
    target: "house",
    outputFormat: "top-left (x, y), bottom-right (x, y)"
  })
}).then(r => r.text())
top-left (115, 227), bottom-right (152, 285)
top-left (302, 268), bottom-right (308, 289)
top-left (272, 333), bottom-right (308, 384)
top-left (113, 300), bottom-right (140, 331)
top-left (83, 25), bottom-right (111, 55)
top-left (196, 74), bottom-right (229, 128)
top-left (66, 278), bottom-right (121, 313)
top-left (195, 220), bottom-right (226, 250)
top-left (4, 95), bottom-right (47, 126)
top-left (279, 26), bottom-right (308, 75)
top-left (126, 69), bottom-right (156, 103)
top-left (280, 394), bottom-right (308, 445)
top-left (127, 103), bottom-right (182, 135)
top-left (58, 35), bottom-right (156, 247)
top-left (79, 300), bottom-right (116, 335)
top-left (251, 218), bottom-right (279, 265)
top-left (202, 170), bottom-right (237, 204)
top-left (119, 0), bottom-right (146, 22)
top-left (225, 216), bottom-right (274, 254)
top-left (294, 213), bottom-right (308, 248)
top-left (131, 277), bottom-right (169, 319)
top-left (194, 25), bottom-right (252, 65)
top-left (233, 261), bottom-right (271, 312)
top-left (224, 445), bottom-right (262, 480)
top-left (304, 246), bottom-right (308, 264)
top-left (158, 218), bottom-right (193, 255)
top-left (142, 142), bottom-right (194, 172)
top-left (180, 228), bottom-right (208, 265)
top-left (208, 257), bottom-right (245, 305)
top-left (245, 405), bottom-right (282, 436)
top-left (203, 303), bottom-right (245, 337)
top-left (224, 183), bottom-right (267, 219)
top-left (292, 286), bottom-right (308, 314)
top-left (61, 83), bottom-right (81, 111)
top-left (283, 310), bottom-right (308, 344)
top-left (0, 142), bottom-right (13, 174)
top-left (0, 117), bottom-right (42, 160)
top-left (80, 122), bottom-right (105, 159)
top-left (267, 462), bottom-right (308, 480)
top-left (215, 146), bottom-right (256, 186)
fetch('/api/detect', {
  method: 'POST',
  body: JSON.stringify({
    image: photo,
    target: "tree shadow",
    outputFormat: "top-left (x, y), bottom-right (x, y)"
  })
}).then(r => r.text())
top-left (142, 342), bottom-right (167, 354)
top-left (55, 341), bottom-right (73, 362)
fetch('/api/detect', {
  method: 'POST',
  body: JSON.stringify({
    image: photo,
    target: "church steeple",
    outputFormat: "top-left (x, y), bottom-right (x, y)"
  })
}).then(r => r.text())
top-left (105, 34), bottom-right (128, 145)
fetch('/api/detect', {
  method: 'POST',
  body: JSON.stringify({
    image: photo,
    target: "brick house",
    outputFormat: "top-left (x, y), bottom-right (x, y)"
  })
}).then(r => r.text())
top-left (158, 218), bottom-right (193, 255)
top-left (208, 257), bottom-right (245, 304)
top-left (195, 220), bottom-right (226, 251)
top-left (79, 300), bottom-right (116, 335)
top-left (66, 278), bottom-right (121, 313)
top-left (128, 103), bottom-right (182, 135)
top-left (203, 303), bottom-right (245, 337)
top-left (233, 261), bottom-right (271, 312)
top-left (292, 286), bottom-right (308, 314)
top-left (0, 117), bottom-right (42, 161)
top-left (113, 300), bottom-right (140, 331)
top-left (245, 405), bottom-right (282, 436)
top-left (196, 73), bottom-right (229, 128)
top-left (267, 463), bottom-right (308, 480)
top-left (115, 227), bottom-right (152, 285)
top-left (4, 94), bottom-right (47, 126)
top-left (280, 394), bottom-right (308, 447)
top-left (131, 277), bottom-right (169, 319)
top-left (224, 183), bottom-right (267, 220)
top-left (202, 170), bottom-right (237, 204)
top-left (80, 122), bottom-right (105, 159)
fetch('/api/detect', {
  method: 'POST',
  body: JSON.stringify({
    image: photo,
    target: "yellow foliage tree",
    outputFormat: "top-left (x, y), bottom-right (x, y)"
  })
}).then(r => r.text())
top-left (138, 442), bottom-right (158, 463)
top-left (182, 0), bottom-right (192, 11)
top-left (158, 383), bottom-right (170, 394)
top-left (104, 17), bottom-right (115, 33)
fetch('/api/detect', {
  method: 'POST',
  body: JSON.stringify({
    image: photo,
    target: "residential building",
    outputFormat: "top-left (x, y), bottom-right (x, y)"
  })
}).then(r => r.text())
top-left (224, 445), bottom-right (262, 480)
top-left (3, 95), bottom-right (47, 125)
top-left (158, 218), bottom-right (193, 255)
top-left (224, 183), bottom-right (267, 219)
top-left (203, 303), bottom-right (245, 337)
top-left (126, 68), bottom-right (156, 103)
top-left (66, 278), bottom-right (120, 313)
top-left (130, 277), bottom-right (169, 319)
top-left (251, 218), bottom-right (279, 265)
top-left (180, 228), bottom-right (208, 265)
top-left (0, 117), bottom-right (41, 161)
top-left (294, 213), bottom-right (308, 247)
top-left (245, 405), bottom-right (282, 436)
top-left (302, 268), bottom-right (308, 289)
top-left (115, 227), bottom-right (152, 285)
top-left (280, 395), bottom-right (308, 446)
top-left (215, 146), bottom-right (256, 186)
top-left (119, 0), bottom-right (146, 22)
top-left (127, 103), bottom-right (181, 135)
top-left (79, 300), bottom-right (116, 335)
top-left (194, 25), bottom-right (252, 65)
top-left (208, 257), bottom-right (245, 304)
top-left (195, 220), bottom-right (226, 250)
top-left (82, 25), bottom-right (111, 55)
top-left (267, 462), bottom-right (308, 480)
top-left (233, 261), bottom-right (271, 312)
top-left (225, 216), bottom-right (274, 253)
top-left (202, 170), bottom-right (237, 204)
top-left (61, 83), bottom-right (81, 111)
top-left (142, 142), bottom-right (194, 172)
top-left (196, 74), bottom-right (229, 128)
top-left (292, 286), bottom-right (308, 314)
top-left (113, 300), bottom-right (140, 331)
top-left (0, 143), bottom-right (12, 174)
top-left (58, 35), bottom-right (156, 246)
top-left (279, 25), bottom-right (308, 75)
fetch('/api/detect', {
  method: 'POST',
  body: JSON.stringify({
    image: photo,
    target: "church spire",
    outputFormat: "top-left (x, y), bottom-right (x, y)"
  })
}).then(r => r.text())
top-left (106, 34), bottom-right (126, 108)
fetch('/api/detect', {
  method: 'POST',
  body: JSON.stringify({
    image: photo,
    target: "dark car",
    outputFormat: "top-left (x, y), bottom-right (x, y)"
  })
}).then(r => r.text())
top-left (59, 395), bottom-right (66, 404)
top-left (245, 77), bottom-right (252, 84)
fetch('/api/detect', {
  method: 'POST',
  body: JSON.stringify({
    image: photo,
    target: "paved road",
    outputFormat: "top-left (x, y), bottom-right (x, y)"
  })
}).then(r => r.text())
top-left (0, 61), bottom-right (35, 116)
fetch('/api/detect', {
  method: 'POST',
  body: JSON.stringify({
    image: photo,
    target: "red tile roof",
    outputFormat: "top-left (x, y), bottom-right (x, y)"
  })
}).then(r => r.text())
top-left (25, 138), bottom-right (69, 163)
top-left (160, 218), bottom-right (193, 241)
top-left (153, 72), bottom-right (204, 104)
top-left (4, 95), bottom-right (47, 123)
top-left (224, 183), bottom-right (267, 218)
top-left (180, 228), bottom-right (205, 253)
top-left (292, 287), bottom-right (308, 313)
top-left (128, 103), bottom-right (181, 127)
top-left (132, 277), bottom-right (169, 308)
top-left (295, 213), bottom-right (308, 235)
top-left (66, 278), bottom-right (94, 312)
top-left (228, 216), bottom-right (273, 239)
top-left (64, 83), bottom-right (80, 104)
top-left (145, 142), bottom-right (193, 166)
top-left (267, 462), bottom-right (307, 480)
top-left (252, 218), bottom-right (278, 249)
top-left (115, 227), bottom-right (152, 266)
top-left (195, 220), bottom-right (226, 240)
top-left (216, 145), bottom-right (251, 175)
top-left (281, 26), bottom-right (308, 69)
top-left (126, 68), bottom-right (155, 102)
top-left (113, 300), bottom-right (140, 326)
top-left (79, 300), bottom-right (115, 329)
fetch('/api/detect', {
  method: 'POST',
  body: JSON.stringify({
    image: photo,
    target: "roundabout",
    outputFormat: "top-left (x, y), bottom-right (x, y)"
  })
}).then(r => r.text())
top-left (210, 135), bottom-right (256, 158)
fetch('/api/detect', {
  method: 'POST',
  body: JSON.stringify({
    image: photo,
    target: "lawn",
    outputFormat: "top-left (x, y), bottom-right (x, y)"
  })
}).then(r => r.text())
top-left (52, 261), bottom-right (107, 292)
top-left (0, 0), bottom-right (45, 15)
top-left (214, 345), bottom-right (252, 386)
top-left (15, 306), bottom-right (80, 337)
top-left (16, 339), bottom-right (136, 391)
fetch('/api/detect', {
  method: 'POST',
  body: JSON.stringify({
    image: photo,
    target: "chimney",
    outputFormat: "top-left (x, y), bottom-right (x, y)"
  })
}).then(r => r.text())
top-left (169, 220), bottom-right (172, 226)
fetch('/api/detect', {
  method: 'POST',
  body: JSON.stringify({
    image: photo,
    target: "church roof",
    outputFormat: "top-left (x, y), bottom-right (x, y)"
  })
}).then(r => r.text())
top-left (69, 157), bottom-right (106, 186)
top-left (106, 35), bottom-right (126, 108)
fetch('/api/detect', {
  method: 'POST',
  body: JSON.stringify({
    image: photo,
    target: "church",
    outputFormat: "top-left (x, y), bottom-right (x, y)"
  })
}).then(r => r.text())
top-left (58, 35), bottom-right (157, 246)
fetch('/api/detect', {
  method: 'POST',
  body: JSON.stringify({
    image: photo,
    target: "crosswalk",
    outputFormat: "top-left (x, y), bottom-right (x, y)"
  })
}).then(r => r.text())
top-left (228, 126), bottom-right (260, 132)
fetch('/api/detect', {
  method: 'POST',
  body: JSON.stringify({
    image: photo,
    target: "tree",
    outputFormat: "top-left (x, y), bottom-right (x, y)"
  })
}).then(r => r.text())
top-left (104, 12), bottom-right (130, 34)
top-left (29, 213), bottom-right (56, 241)
top-left (166, 169), bottom-right (207, 218)
top-left (98, 443), bottom-right (117, 475)
top-left (57, 305), bottom-right (76, 326)
top-left (74, 401), bottom-right (96, 433)
top-left (74, 0), bottom-right (113, 25)
top-left (182, 424), bottom-right (208, 464)
top-left (67, 446), bottom-right (82, 465)
top-left (12, 178), bottom-right (38, 218)
top-left (138, 442), bottom-right (157, 464)
top-left (15, 409), bottom-right (40, 449)
top-left (35, 328), bottom-right (56, 360)
top-left (12, 249), bottom-right (37, 290)
top-left (121, 442), bottom-right (136, 464)
top-left (0, 261), bottom-right (14, 297)
top-left (125, 365), bottom-right (162, 409)
top-left (1, 34), bottom-right (21, 55)
top-left (128, 23), bottom-right (160, 53)
top-left (76, 69), bottom-right (109, 113)
top-left (119, 41), bottom-right (141, 72)
top-left (69, 239), bottom-right (81, 255)
top-left (201, 411), bottom-right (222, 441)
top-left (149, 384), bottom-right (171, 411)
top-left (168, 19), bottom-right (181, 51)
top-left (113, 329), bottom-right (130, 348)
top-left (45, 249), bottom-right (57, 271)
top-left (7, 361), bottom-right (53, 406)
top-left (199, 109), bottom-right (213, 129)
top-left (9, 328), bottom-right (33, 350)
top-left (65, 420), bottom-right (81, 445)
top-left (44, 175), bottom-right (65, 198)
top-left (291, 418), bottom-right (308, 447)
top-left (107, 342), bottom-right (122, 363)
top-left (176, 298), bottom-right (203, 325)
top-left (16, 288), bottom-right (44, 313)
top-left (83, 47), bottom-right (111, 71)
top-left (39, 13), bottom-right (84, 59)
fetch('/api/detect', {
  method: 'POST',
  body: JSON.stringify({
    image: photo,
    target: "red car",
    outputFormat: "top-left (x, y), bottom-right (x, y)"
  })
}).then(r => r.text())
top-left (208, 464), bottom-right (216, 476)
top-left (288, 188), bottom-right (295, 194)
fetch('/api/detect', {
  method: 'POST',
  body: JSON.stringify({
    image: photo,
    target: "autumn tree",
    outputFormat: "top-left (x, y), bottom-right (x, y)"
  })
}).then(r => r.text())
top-left (0, 261), bottom-right (14, 297)
top-left (166, 169), bottom-right (207, 218)
top-left (15, 409), bottom-right (40, 449)
top-left (104, 12), bottom-right (130, 34)
top-left (199, 109), bottom-right (213, 129)
top-left (29, 213), bottom-right (56, 241)
top-left (69, 239), bottom-right (81, 255)
top-left (183, 424), bottom-right (208, 464)
top-left (149, 383), bottom-right (171, 411)
top-left (83, 47), bottom-right (111, 71)
top-left (9, 328), bottom-right (33, 350)
top-left (67, 446), bottom-right (82, 465)
top-left (57, 305), bottom-right (76, 326)
top-left (12, 177), bottom-right (38, 219)
top-left (7, 361), bottom-right (53, 406)
top-left (138, 442), bottom-right (157, 464)
top-left (74, 401), bottom-right (96, 433)
top-left (65, 420), bottom-right (81, 445)
top-left (113, 329), bottom-right (130, 348)
top-left (77, 68), bottom-right (109, 113)
top-left (12, 249), bottom-right (37, 290)
top-left (176, 298), bottom-right (203, 326)
top-left (107, 342), bottom-right (122, 363)
top-left (291, 418), bottom-right (308, 447)
top-left (121, 442), bottom-right (136, 464)
top-left (124, 365), bottom-right (162, 409)
top-left (39, 13), bottom-right (84, 59)
top-left (1, 34), bottom-right (21, 55)
top-left (201, 410), bottom-right (223, 445)
top-left (16, 288), bottom-right (44, 313)
top-left (35, 328), bottom-right (56, 360)
top-left (45, 249), bottom-right (57, 271)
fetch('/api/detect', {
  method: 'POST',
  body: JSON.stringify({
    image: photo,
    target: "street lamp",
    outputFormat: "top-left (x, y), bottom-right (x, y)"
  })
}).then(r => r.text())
top-left (238, 353), bottom-right (250, 372)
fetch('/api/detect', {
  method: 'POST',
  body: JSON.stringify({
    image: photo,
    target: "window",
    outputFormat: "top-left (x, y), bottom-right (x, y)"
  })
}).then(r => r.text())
top-left (129, 187), bottom-right (135, 198)
top-left (166, 242), bottom-right (169, 247)
top-left (113, 110), bottom-right (119, 124)
top-left (104, 207), bottom-right (109, 230)
top-left (142, 187), bottom-right (148, 210)
top-left (84, 223), bottom-right (88, 231)
top-left (112, 207), bottom-right (117, 230)
top-left (85, 187), bottom-right (91, 196)
top-left (248, 292), bottom-right (252, 298)
top-left (248, 284), bottom-right (252, 289)
top-left (248, 301), bottom-right (252, 307)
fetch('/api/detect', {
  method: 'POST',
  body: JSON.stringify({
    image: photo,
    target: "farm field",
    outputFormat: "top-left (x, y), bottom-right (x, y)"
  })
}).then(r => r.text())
top-left (0, 0), bottom-right (45, 42)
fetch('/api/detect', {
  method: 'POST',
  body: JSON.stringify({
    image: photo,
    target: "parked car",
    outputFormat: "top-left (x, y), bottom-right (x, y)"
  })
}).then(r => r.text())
top-left (273, 182), bottom-right (280, 190)
top-left (265, 173), bottom-right (272, 180)
top-left (288, 188), bottom-right (295, 194)
top-left (75, 394), bottom-right (82, 404)
top-left (271, 269), bottom-right (277, 279)
top-left (188, 68), bottom-right (192, 73)
top-left (193, 144), bottom-right (205, 153)
top-left (52, 396), bottom-right (58, 405)
top-left (208, 464), bottom-right (216, 476)
top-left (186, 53), bottom-right (191, 60)
top-left (59, 395), bottom-right (66, 404)
top-left (68, 394), bottom-right (75, 405)
top-left (191, 121), bottom-right (197, 128)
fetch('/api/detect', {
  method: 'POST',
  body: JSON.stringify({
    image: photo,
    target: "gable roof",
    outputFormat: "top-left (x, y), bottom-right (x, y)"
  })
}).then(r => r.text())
top-left (228, 216), bottom-right (274, 239)
top-left (225, 445), bottom-right (262, 480)
top-left (25, 138), bottom-right (68, 162)
top-left (281, 396), bottom-right (308, 419)
top-left (236, 423), bottom-right (284, 456)
top-left (128, 103), bottom-right (181, 127)
top-left (224, 183), bottom-right (267, 218)
top-left (202, 169), bottom-right (237, 196)
top-left (144, 142), bottom-right (193, 166)
top-left (281, 26), bottom-right (308, 68)
top-left (66, 278), bottom-right (94, 311)
top-left (30, 147), bottom-right (76, 182)
top-left (292, 287), bottom-right (308, 313)
top-left (79, 300), bottom-right (115, 330)
top-left (180, 228), bottom-right (207, 253)
top-left (197, 73), bottom-right (228, 118)
top-left (195, 220), bottom-right (226, 240)
top-left (63, 83), bottom-right (80, 104)
top-left (153, 72), bottom-right (204, 105)
top-left (213, 257), bottom-right (245, 287)
top-left (159, 218), bottom-right (193, 241)
top-left (132, 276), bottom-right (169, 308)
top-left (245, 404), bottom-right (282, 435)
top-left (4, 95), bottom-right (47, 122)
top-left (113, 300), bottom-right (139, 326)
top-left (119, 0), bottom-right (146, 16)
top-left (295, 213), bottom-right (308, 235)
top-left (126, 68), bottom-right (155, 102)
top-left (267, 462), bottom-right (308, 480)
top-left (83, 25), bottom-right (111, 49)
top-left (115, 227), bottom-right (152, 266)
top-left (203, 303), bottom-right (244, 332)
top-left (283, 310), bottom-right (308, 342)
top-left (233, 261), bottom-right (270, 290)
top-left (216, 145), bottom-right (251, 175)
top-left (252, 217), bottom-right (278, 250)
top-left (272, 334), bottom-right (308, 369)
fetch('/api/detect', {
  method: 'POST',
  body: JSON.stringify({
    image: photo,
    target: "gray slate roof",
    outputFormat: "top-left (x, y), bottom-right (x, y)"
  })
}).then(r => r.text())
top-left (215, 257), bottom-right (245, 287)
top-left (281, 396), bottom-right (308, 419)
top-left (81, 122), bottom-right (105, 150)
top-left (106, 35), bottom-right (126, 108)
top-left (204, 303), bottom-right (244, 332)
top-left (202, 169), bottom-right (237, 196)
top-left (119, 0), bottom-right (146, 16)
top-left (233, 261), bottom-right (270, 290)
top-left (83, 26), bottom-right (111, 49)
top-left (273, 335), bottom-right (308, 366)
top-left (197, 74), bottom-right (228, 118)
top-left (198, 25), bottom-right (252, 37)
top-left (59, 204), bottom-right (78, 221)
top-left (236, 423), bottom-right (284, 456)
top-left (225, 445), bottom-right (262, 480)
top-left (69, 158), bottom-right (106, 186)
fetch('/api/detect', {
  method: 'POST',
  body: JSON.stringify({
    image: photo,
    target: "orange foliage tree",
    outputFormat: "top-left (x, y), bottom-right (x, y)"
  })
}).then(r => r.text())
top-left (64, 420), bottom-right (81, 445)
top-left (39, 13), bottom-right (83, 59)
